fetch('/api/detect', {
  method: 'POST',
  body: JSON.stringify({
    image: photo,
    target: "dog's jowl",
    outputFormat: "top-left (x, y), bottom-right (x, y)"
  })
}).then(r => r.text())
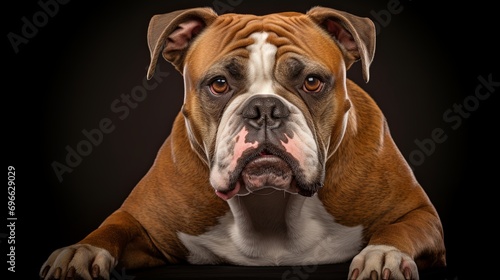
top-left (40, 6), bottom-right (446, 280)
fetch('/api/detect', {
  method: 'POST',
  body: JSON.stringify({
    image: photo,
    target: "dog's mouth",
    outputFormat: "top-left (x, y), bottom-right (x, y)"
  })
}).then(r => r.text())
top-left (215, 148), bottom-right (315, 200)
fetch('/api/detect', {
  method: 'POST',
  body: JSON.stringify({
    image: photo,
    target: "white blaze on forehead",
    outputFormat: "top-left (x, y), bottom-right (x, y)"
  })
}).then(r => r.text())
top-left (210, 32), bottom-right (279, 190)
top-left (247, 32), bottom-right (277, 96)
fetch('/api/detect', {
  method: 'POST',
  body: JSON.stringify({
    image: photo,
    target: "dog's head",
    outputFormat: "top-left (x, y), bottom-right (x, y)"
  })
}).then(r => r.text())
top-left (147, 7), bottom-right (375, 200)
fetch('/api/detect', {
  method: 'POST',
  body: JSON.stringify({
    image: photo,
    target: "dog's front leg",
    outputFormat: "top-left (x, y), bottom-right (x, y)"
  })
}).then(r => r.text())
top-left (40, 210), bottom-right (163, 280)
top-left (347, 207), bottom-right (446, 280)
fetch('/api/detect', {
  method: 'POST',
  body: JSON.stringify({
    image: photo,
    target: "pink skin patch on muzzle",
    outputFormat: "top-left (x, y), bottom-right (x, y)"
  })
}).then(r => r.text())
top-left (215, 127), bottom-right (258, 200)
top-left (215, 128), bottom-right (308, 201)
top-left (280, 134), bottom-right (305, 164)
top-left (228, 127), bottom-right (259, 172)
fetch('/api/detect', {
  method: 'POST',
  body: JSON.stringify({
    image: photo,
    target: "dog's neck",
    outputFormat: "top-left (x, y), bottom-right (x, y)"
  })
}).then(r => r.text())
top-left (179, 188), bottom-right (363, 265)
top-left (227, 190), bottom-right (307, 240)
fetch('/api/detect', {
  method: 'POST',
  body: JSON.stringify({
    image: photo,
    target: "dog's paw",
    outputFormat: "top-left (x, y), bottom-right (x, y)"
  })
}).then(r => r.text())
top-left (348, 245), bottom-right (418, 280)
top-left (40, 244), bottom-right (116, 280)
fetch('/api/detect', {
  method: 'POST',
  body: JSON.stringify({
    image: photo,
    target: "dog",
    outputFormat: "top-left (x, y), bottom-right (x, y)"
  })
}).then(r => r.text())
top-left (40, 6), bottom-right (446, 280)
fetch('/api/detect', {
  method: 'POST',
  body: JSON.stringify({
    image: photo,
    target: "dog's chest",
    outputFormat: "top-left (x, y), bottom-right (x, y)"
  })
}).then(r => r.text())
top-left (178, 193), bottom-right (363, 265)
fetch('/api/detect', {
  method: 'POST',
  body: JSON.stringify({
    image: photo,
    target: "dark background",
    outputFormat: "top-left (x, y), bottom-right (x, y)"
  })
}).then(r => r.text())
top-left (3, 0), bottom-right (497, 279)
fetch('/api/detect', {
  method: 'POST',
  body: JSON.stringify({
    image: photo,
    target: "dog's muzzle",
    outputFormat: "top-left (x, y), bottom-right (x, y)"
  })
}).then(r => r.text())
top-left (211, 96), bottom-right (323, 200)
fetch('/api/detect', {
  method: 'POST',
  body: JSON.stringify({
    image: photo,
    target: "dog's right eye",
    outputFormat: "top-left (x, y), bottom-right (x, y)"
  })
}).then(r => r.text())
top-left (209, 77), bottom-right (230, 95)
top-left (302, 76), bottom-right (324, 93)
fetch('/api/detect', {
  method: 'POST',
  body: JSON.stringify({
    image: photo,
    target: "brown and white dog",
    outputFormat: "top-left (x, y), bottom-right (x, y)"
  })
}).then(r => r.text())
top-left (40, 6), bottom-right (446, 280)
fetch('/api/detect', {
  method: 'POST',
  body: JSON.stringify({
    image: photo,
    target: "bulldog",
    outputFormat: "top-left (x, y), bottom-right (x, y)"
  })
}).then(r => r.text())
top-left (40, 6), bottom-right (446, 280)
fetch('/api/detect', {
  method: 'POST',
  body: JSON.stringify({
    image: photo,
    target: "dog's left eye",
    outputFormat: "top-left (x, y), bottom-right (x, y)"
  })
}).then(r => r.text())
top-left (209, 77), bottom-right (230, 95)
top-left (302, 76), bottom-right (323, 93)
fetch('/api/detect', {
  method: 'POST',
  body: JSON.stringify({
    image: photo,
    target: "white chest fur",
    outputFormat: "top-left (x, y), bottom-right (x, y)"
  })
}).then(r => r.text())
top-left (178, 191), bottom-right (363, 266)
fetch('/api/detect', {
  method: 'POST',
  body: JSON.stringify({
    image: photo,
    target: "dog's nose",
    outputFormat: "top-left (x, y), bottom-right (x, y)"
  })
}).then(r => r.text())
top-left (242, 96), bottom-right (290, 129)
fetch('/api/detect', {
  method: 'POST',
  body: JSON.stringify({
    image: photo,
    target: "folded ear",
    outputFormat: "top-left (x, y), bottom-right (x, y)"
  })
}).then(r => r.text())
top-left (306, 6), bottom-right (376, 82)
top-left (147, 7), bottom-right (218, 79)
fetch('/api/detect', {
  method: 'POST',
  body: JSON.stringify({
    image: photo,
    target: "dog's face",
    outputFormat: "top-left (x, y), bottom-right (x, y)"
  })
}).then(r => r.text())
top-left (147, 7), bottom-right (375, 200)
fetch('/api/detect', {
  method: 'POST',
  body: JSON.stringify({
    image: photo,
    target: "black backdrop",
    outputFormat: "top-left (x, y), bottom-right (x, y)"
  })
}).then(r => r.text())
top-left (3, 0), bottom-right (497, 279)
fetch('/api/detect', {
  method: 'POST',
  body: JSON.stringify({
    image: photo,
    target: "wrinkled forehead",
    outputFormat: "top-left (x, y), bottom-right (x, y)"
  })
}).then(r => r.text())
top-left (184, 12), bottom-right (342, 77)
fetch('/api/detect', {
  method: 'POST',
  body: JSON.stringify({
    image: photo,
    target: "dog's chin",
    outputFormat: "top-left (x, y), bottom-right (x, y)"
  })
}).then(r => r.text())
top-left (215, 155), bottom-right (317, 201)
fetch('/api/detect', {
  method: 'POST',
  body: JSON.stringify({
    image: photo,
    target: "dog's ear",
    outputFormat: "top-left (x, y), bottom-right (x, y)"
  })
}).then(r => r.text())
top-left (306, 6), bottom-right (375, 82)
top-left (147, 7), bottom-right (218, 79)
